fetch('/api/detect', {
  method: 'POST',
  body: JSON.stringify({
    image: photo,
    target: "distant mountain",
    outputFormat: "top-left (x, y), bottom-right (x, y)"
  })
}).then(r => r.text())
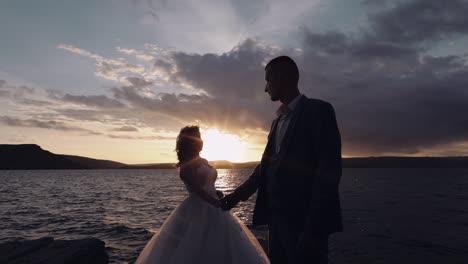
top-left (0, 144), bottom-right (84, 169)
top-left (210, 160), bottom-right (259, 169)
top-left (121, 163), bottom-right (175, 169)
top-left (0, 144), bottom-right (124, 170)
top-left (2, 144), bottom-right (468, 170)
top-left (61, 155), bottom-right (125, 169)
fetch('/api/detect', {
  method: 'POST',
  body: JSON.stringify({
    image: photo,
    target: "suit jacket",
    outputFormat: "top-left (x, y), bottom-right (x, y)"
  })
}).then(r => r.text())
top-left (234, 95), bottom-right (343, 235)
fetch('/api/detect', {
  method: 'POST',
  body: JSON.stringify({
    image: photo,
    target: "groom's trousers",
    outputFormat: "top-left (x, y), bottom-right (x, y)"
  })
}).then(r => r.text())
top-left (268, 212), bottom-right (328, 264)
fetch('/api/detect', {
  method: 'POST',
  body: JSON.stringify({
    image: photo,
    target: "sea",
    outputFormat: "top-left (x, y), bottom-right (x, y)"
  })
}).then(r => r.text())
top-left (1, 168), bottom-right (468, 263)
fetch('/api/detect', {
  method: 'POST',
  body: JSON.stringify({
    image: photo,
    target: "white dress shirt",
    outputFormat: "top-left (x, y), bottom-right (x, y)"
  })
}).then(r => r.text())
top-left (274, 94), bottom-right (303, 153)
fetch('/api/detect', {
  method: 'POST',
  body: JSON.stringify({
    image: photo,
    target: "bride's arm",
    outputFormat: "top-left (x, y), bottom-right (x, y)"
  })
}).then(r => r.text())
top-left (180, 166), bottom-right (221, 207)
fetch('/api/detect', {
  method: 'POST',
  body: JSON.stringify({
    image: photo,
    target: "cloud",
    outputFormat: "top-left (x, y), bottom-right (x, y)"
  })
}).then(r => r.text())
top-left (126, 76), bottom-right (153, 88)
top-left (0, 115), bottom-right (172, 142)
top-left (169, 38), bottom-right (277, 99)
top-left (107, 134), bottom-right (174, 140)
top-left (57, 44), bottom-right (146, 82)
top-left (53, 109), bottom-right (105, 122)
top-left (292, 0), bottom-right (468, 155)
top-left (32, 0), bottom-right (467, 156)
top-left (61, 94), bottom-right (126, 109)
top-left (112, 75), bottom-right (274, 132)
top-left (134, 0), bottom-right (321, 53)
top-left (113, 125), bottom-right (139, 132)
top-left (0, 79), bottom-right (35, 98)
top-left (116, 47), bottom-right (154, 62)
top-left (367, 0), bottom-right (468, 45)
top-left (121, 0), bottom-right (468, 155)
top-left (0, 90), bottom-right (9, 97)
top-left (0, 115), bottom-right (89, 132)
top-left (15, 85), bottom-right (35, 96)
top-left (16, 99), bottom-right (53, 107)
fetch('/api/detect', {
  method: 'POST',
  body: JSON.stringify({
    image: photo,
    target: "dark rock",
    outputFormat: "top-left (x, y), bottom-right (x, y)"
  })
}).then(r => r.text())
top-left (0, 237), bottom-right (109, 264)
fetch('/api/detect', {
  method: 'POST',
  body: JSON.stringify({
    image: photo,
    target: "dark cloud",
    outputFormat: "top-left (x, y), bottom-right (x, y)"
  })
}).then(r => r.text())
top-left (294, 0), bottom-right (468, 155)
top-left (368, 0), bottom-right (468, 45)
top-left (0, 80), bottom-right (6, 88)
top-left (112, 76), bottom-right (274, 132)
top-left (170, 39), bottom-right (273, 99)
top-left (153, 59), bottom-right (174, 74)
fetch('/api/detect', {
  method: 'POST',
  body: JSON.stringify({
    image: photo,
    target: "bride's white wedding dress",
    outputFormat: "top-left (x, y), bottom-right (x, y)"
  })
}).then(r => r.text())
top-left (135, 159), bottom-right (270, 264)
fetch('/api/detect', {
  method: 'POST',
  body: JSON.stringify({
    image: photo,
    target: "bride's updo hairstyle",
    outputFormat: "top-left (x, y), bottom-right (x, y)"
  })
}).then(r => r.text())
top-left (176, 126), bottom-right (203, 165)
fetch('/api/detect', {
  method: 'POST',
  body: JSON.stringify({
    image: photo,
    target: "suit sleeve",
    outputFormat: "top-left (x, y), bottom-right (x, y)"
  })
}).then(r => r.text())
top-left (233, 119), bottom-right (276, 201)
top-left (304, 102), bottom-right (342, 235)
top-left (233, 163), bottom-right (261, 201)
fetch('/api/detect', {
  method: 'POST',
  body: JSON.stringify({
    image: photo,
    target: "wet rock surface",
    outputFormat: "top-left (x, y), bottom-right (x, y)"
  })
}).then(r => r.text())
top-left (0, 237), bottom-right (108, 264)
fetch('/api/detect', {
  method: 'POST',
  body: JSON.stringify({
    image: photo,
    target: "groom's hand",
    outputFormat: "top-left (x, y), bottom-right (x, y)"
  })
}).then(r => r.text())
top-left (220, 193), bottom-right (240, 211)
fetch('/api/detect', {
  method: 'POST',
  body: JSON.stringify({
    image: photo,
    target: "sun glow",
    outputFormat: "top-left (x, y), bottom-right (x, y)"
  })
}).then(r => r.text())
top-left (200, 129), bottom-right (247, 162)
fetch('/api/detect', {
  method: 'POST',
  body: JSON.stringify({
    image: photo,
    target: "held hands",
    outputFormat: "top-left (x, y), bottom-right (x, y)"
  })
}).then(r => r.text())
top-left (207, 190), bottom-right (224, 208)
top-left (216, 190), bottom-right (224, 198)
top-left (219, 192), bottom-right (241, 211)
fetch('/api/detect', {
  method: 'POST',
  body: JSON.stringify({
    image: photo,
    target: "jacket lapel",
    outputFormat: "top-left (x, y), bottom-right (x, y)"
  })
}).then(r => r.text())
top-left (262, 117), bottom-right (279, 159)
top-left (267, 118), bottom-right (279, 141)
top-left (278, 95), bottom-right (307, 157)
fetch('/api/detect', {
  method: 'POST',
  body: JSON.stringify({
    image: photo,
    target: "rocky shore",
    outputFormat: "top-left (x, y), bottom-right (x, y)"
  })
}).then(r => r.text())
top-left (0, 237), bottom-right (108, 264)
top-left (0, 230), bottom-right (348, 264)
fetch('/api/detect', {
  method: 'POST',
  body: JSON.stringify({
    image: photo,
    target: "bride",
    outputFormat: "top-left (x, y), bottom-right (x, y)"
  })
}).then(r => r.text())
top-left (135, 126), bottom-right (270, 264)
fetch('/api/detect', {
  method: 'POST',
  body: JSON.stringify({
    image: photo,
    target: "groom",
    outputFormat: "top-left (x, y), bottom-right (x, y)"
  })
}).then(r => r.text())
top-left (221, 56), bottom-right (342, 264)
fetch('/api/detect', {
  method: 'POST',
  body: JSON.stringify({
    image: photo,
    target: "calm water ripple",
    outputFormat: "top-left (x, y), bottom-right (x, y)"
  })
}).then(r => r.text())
top-left (1, 168), bottom-right (468, 263)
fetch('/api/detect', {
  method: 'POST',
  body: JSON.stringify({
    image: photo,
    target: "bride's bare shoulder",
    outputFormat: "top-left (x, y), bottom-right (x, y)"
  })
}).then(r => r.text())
top-left (196, 163), bottom-right (215, 175)
top-left (179, 158), bottom-right (212, 179)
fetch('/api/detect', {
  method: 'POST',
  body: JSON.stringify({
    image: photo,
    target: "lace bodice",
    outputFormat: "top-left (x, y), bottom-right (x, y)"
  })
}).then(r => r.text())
top-left (182, 162), bottom-right (218, 197)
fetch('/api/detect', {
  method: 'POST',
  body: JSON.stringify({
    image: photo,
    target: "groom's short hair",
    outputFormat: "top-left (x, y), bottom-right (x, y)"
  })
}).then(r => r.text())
top-left (265, 56), bottom-right (299, 85)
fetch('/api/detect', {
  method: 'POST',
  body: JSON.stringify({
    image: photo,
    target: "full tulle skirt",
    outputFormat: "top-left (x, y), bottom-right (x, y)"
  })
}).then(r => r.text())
top-left (135, 194), bottom-right (270, 264)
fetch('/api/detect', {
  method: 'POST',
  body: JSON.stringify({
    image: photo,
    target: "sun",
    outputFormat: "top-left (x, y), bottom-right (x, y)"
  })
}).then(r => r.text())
top-left (200, 128), bottom-right (247, 162)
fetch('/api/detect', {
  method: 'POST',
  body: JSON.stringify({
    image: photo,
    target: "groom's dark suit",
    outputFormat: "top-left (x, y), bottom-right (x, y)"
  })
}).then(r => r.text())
top-left (232, 95), bottom-right (342, 263)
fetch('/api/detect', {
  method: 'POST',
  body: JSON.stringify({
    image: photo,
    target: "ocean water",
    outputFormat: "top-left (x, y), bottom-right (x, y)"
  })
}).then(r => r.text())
top-left (1, 168), bottom-right (467, 263)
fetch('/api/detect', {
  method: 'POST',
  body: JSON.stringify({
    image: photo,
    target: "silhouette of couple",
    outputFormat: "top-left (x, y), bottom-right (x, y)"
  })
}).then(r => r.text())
top-left (136, 56), bottom-right (342, 264)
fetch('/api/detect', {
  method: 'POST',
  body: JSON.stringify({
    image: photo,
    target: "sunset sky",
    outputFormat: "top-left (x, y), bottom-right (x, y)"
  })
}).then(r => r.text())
top-left (1, 0), bottom-right (468, 164)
